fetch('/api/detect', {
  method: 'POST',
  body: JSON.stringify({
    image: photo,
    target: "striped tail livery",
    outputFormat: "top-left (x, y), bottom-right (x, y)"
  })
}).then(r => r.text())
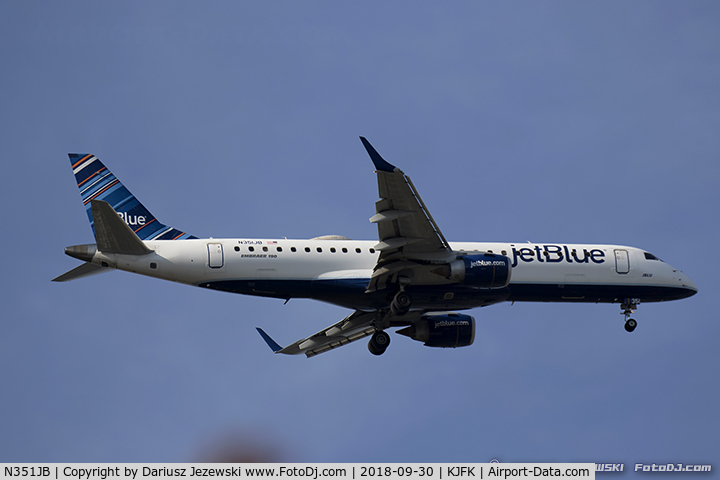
top-left (68, 153), bottom-right (194, 241)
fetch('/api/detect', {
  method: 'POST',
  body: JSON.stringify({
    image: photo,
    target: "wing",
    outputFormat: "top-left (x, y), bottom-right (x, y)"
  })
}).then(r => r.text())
top-left (360, 137), bottom-right (453, 293)
top-left (257, 139), bottom-right (457, 358)
top-left (257, 311), bottom-right (378, 358)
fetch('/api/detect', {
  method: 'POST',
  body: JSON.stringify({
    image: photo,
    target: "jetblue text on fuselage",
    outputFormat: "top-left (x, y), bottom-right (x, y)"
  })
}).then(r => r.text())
top-left (510, 244), bottom-right (605, 268)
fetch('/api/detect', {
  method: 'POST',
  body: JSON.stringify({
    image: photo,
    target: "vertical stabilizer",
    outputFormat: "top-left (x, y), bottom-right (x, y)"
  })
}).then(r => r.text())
top-left (68, 154), bottom-right (195, 240)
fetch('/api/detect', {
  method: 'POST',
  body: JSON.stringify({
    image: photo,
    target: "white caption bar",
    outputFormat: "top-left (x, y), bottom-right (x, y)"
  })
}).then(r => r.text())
top-left (1, 464), bottom-right (594, 480)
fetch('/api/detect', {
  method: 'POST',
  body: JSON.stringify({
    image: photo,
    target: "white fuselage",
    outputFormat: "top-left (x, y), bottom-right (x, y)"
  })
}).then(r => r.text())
top-left (60, 146), bottom-right (699, 356)
top-left (88, 237), bottom-right (697, 311)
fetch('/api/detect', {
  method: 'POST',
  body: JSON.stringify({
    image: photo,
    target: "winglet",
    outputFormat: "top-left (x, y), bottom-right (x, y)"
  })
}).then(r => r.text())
top-left (256, 328), bottom-right (284, 353)
top-left (360, 137), bottom-right (398, 173)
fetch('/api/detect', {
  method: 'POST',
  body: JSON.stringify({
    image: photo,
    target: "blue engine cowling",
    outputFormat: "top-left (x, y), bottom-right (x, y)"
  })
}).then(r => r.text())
top-left (396, 313), bottom-right (476, 348)
top-left (446, 253), bottom-right (511, 288)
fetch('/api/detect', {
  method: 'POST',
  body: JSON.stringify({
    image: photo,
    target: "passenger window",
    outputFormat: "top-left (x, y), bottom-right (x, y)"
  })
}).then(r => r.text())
top-left (369, 248), bottom-right (375, 254)
top-left (355, 248), bottom-right (361, 253)
top-left (277, 247), bottom-right (282, 252)
top-left (291, 247), bottom-right (297, 252)
top-left (263, 246), bottom-right (268, 252)
top-left (305, 247), bottom-right (311, 253)
top-left (234, 246), bottom-right (240, 252)
top-left (330, 247), bottom-right (336, 253)
top-left (342, 247), bottom-right (348, 253)
top-left (249, 246), bottom-right (254, 252)
top-left (317, 247), bottom-right (323, 253)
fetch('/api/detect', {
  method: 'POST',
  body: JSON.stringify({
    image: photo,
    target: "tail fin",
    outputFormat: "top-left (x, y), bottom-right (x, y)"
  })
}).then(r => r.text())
top-left (68, 154), bottom-right (195, 240)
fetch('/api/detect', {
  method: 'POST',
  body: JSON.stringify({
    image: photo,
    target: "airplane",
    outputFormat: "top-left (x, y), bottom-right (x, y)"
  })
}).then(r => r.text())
top-left (54, 137), bottom-right (698, 357)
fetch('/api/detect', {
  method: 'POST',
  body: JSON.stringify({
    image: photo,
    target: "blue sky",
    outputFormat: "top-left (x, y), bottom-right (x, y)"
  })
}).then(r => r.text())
top-left (1, 1), bottom-right (718, 472)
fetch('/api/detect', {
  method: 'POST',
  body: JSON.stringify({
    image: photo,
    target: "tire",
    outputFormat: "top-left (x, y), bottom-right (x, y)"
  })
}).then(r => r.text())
top-left (624, 318), bottom-right (637, 332)
top-left (391, 291), bottom-right (412, 316)
top-left (368, 331), bottom-right (391, 355)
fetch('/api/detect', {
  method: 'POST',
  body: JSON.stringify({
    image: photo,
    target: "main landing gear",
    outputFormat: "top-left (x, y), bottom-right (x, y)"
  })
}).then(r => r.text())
top-left (391, 290), bottom-right (411, 316)
top-left (371, 280), bottom-right (410, 355)
top-left (390, 277), bottom-right (412, 316)
top-left (621, 299), bottom-right (639, 332)
top-left (368, 330), bottom-right (391, 356)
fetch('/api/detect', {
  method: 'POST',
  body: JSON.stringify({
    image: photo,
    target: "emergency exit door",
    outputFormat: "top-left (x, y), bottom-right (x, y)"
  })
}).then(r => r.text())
top-left (207, 243), bottom-right (224, 268)
top-left (614, 249), bottom-right (629, 274)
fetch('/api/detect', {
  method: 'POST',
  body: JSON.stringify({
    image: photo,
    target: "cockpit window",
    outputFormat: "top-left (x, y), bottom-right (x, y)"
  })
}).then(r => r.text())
top-left (644, 252), bottom-right (662, 261)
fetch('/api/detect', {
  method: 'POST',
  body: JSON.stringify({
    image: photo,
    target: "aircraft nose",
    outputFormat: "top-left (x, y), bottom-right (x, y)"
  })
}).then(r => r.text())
top-left (676, 271), bottom-right (698, 298)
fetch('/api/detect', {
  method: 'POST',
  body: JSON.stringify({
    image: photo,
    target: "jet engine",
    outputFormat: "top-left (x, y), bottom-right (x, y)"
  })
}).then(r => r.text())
top-left (397, 313), bottom-right (475, 348)
top-left (433, 253), bottom-right (511, 288)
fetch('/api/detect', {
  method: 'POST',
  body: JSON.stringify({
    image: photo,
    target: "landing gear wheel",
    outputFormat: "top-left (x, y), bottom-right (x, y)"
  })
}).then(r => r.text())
top-left (368, 330), bottom-right (391, 356)
top-left (621, 299), bottom-right (639, 333)
top-left (624, 318), bottom-right (637, 333)
top-left (391, 291), bottom-right (412, 316)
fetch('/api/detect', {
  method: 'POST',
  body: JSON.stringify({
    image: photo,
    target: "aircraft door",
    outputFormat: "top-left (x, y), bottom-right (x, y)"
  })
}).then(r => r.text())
top-left (614, 249), bottom-right (629, 274)
top-left (207, 243), bottom-right (224, 268)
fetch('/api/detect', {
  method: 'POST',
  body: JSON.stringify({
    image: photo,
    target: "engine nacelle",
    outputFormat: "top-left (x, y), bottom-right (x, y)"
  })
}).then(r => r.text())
top-left (444, 253), bottom-right (511, 288)
top-left (397, 313), bottom-right (476, 348)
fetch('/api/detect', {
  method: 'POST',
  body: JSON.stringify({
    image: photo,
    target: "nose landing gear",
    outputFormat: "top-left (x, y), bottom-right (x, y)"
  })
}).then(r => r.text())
top-left (621, 299), bottom-right (639, 332)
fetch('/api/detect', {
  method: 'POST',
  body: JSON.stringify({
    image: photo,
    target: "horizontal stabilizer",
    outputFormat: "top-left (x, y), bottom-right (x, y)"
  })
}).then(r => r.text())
top-left (52, 262), bottom-right (109, 282)
top-left (91, 200), bottom-right (152, 255)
